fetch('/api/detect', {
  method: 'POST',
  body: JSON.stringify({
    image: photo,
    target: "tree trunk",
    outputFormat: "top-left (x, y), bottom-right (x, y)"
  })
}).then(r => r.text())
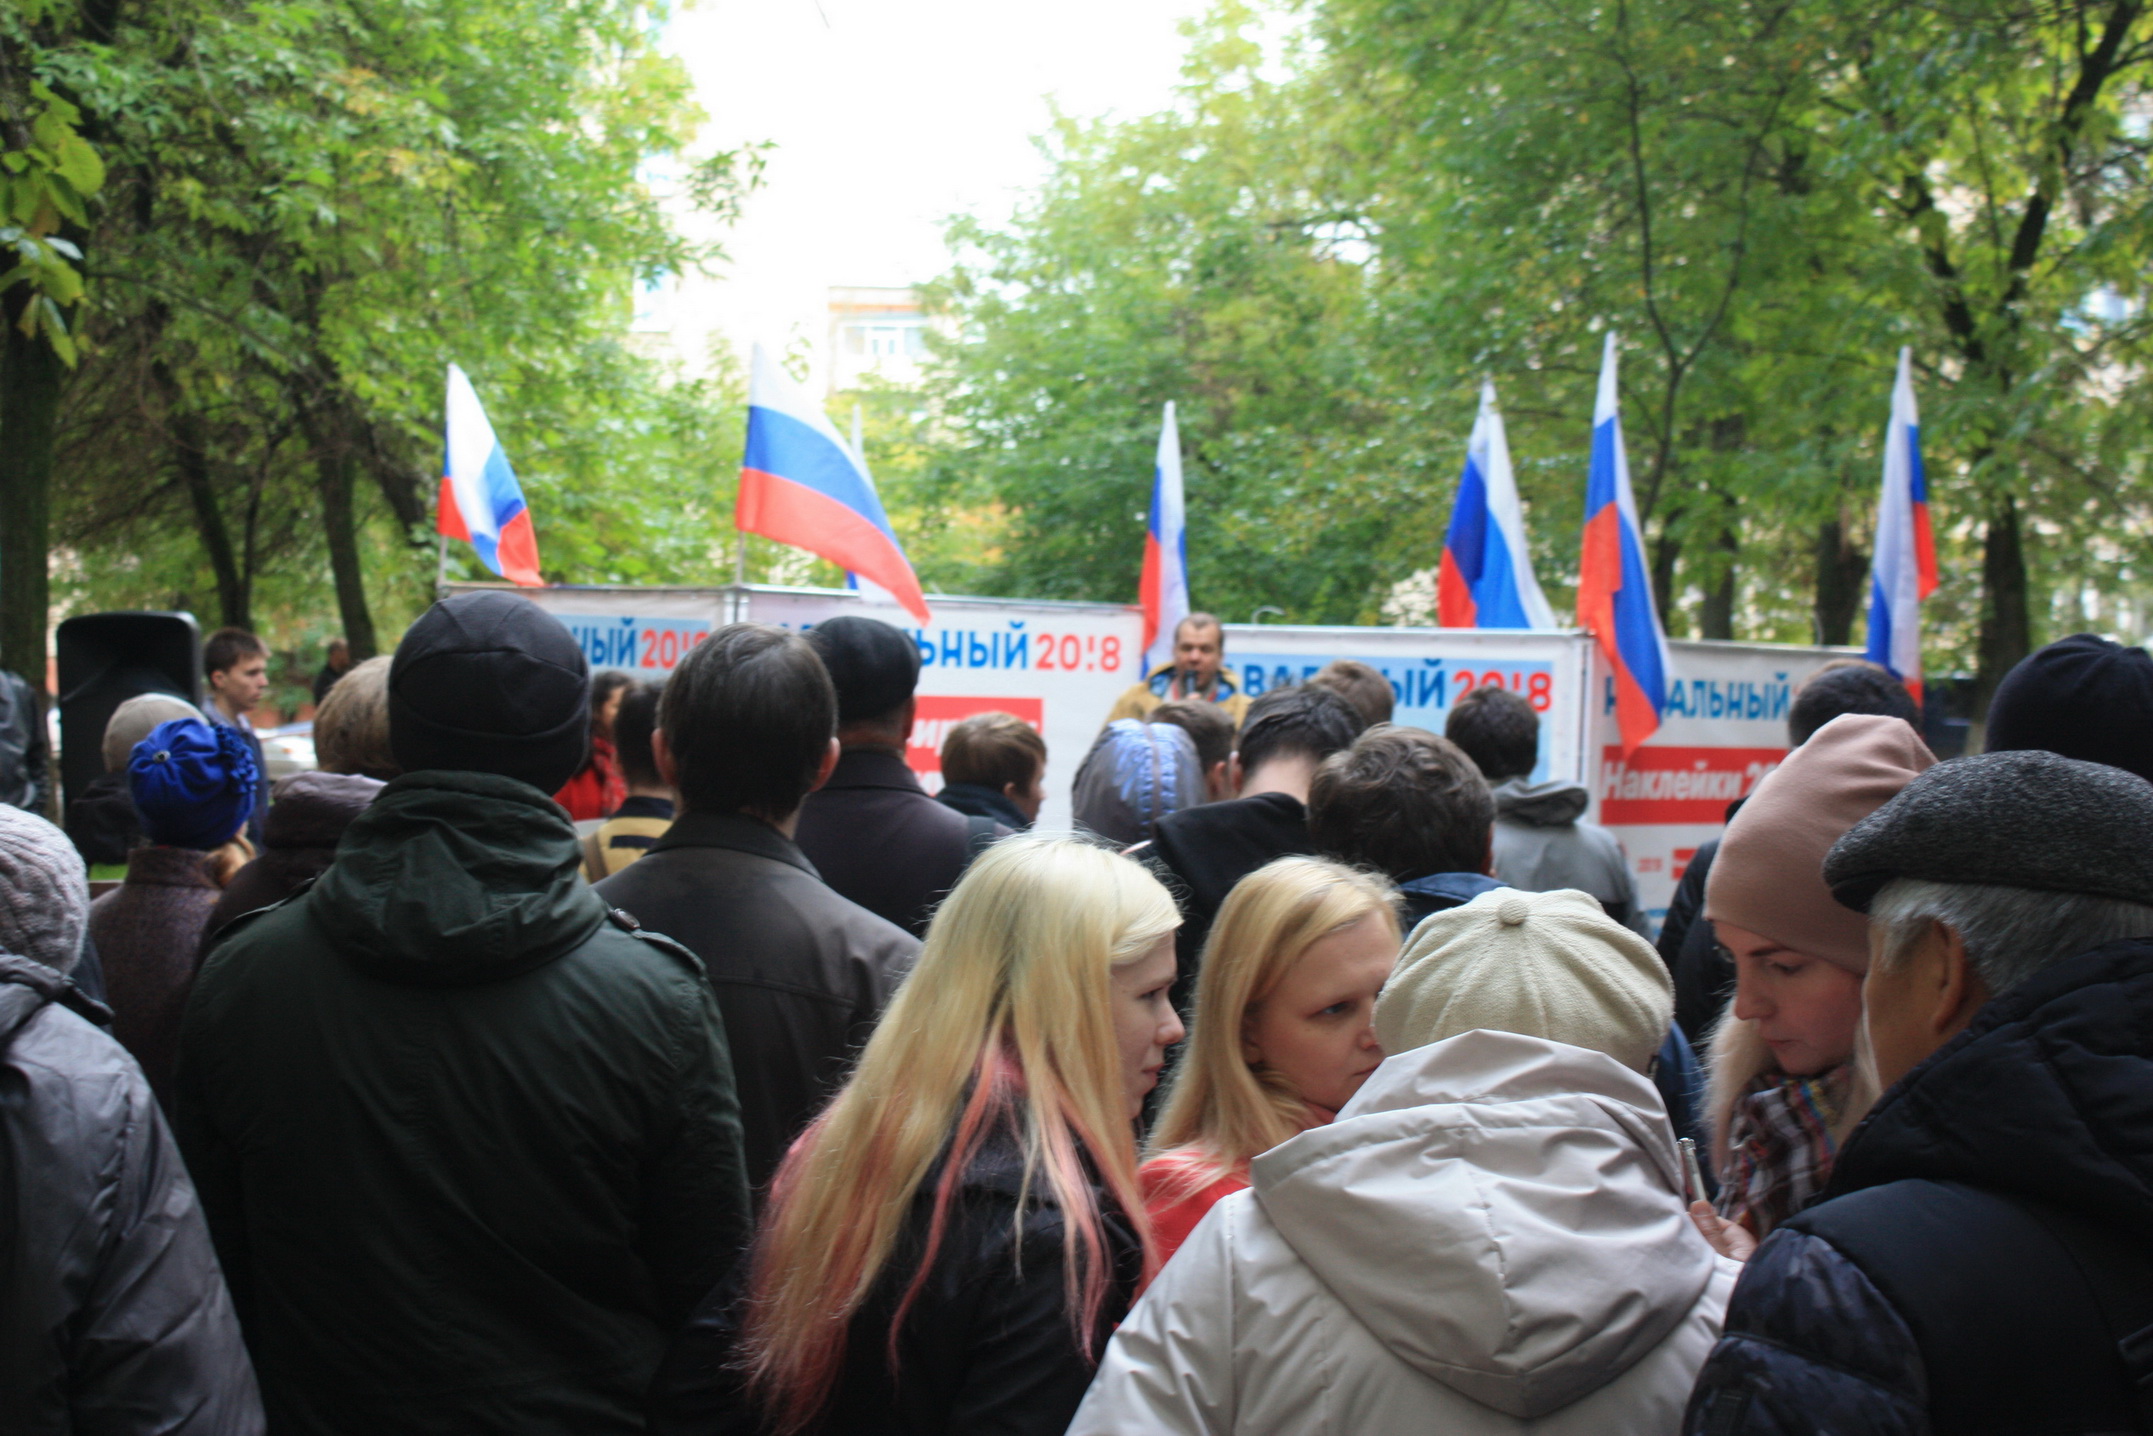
top-left (1813, 512), bottom-right (1867, 646)
top-left (1699, 505), bottom-right (1737, 640)
top-left (1974, 492), bottom-right (2030, 722)
top-left (310, 405), bottom-right (378, 660)
top-left (0, 307), bottom-right (66, 692)
top-left (1650, 518), bottom-right (1683, 637)
top-left (171, 408), bottom-right (251, 630)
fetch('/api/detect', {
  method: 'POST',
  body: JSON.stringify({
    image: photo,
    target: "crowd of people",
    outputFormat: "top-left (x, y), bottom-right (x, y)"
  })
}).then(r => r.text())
top-left (3, 595), bottom-right (2150, 1435)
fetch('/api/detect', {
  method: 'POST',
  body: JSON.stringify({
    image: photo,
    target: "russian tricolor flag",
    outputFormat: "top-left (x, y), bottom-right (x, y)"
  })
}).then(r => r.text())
top-left (439, 364), bottom-right (542, 587)
top-left (1438, 381), bottom-right (1557, 630)
top-left (1138, 402), bottom-right (1191, 673)
top-left (1863, 347), bottom-right (1938, 703)
top-left (1575, 334), bottom-right (1671, 757)
top-left (739, 345), bottom-right (929, 624)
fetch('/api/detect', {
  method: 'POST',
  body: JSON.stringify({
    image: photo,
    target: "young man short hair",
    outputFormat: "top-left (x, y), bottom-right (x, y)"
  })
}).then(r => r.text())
top-left (937, 712), bottom-right (1046, 831)
top-left (597, 624), bottom-right (916, 1192)
top-left (1446, 684), bottom-right (1648, 935)
top-left (203, 627), bottom-right (272, 843)
top-left (1308, 725), bottom-right (1500, 930)
top-left (1140, 683), bottom-right (1367, 1008)
top-left (1309, 659), bottom-right (1395, 727)
top-left (1149, 699), bottom-right (1235, 803)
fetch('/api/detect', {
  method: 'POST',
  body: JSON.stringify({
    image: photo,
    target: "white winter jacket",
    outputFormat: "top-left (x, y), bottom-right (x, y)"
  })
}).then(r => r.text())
top-left (1068, 1030), bottom-right (1739, 1435)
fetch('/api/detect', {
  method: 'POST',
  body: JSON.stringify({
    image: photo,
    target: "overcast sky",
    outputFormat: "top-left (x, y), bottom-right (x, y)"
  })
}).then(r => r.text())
top-left (661, 0), bottom-right (1214, 364)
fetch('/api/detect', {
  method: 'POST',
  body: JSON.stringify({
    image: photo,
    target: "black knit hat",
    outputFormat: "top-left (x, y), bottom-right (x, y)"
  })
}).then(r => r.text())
top-left (1986, 633), bottom-right (2153, 784)
top-left (1824, 749), bottom-right (2153, 912)
top-left (805, 616), bottom-right (920, 725)
top-left (388, 592), bottom-right (590, 793)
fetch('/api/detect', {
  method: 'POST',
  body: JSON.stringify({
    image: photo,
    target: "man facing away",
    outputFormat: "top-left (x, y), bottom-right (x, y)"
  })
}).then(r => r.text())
top-left (1686, 750), bottom-right (2153, 1434)
top-left (1445, 684), bottom-right (1649, 937)
top-left (176, 592), bottom-right (750, 1436)
top-left (597, 624), bottom-right (917, 1195)
top-left (1137, 683), bottom-right (1365, 1008)
top-left (587, 679), bottom-right (673, 878)
top-left (1107, 612), bottom-right (1252, 728)
top-left (794, 616), bottom-right (1002, 937)
top-left (1307, 724), bottom-right (1504, 933)
top-left (201, 627), bottom-right (273, 844)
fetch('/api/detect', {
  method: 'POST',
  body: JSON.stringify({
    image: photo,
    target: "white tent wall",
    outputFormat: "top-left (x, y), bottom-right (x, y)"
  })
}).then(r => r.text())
top-left (466, 582), bottom-right (1852, 927)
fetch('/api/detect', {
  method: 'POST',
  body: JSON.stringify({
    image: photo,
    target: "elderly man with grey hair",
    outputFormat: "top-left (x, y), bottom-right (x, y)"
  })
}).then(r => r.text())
top-left (1684, 750), bottom-right (2153, 1436)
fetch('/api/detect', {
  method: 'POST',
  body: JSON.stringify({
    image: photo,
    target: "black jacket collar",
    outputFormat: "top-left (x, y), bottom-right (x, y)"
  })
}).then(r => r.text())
top-left (650, 809), bottom-right (820, 879)
top-left (823, 747), bottom-right (926, 795)
top-left (1829, 936), bottom-right (2153, 1235)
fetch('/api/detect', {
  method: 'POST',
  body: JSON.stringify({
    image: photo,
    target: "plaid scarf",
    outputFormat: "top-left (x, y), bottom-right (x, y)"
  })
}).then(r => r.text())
top-left (1716, 1062), bottom-right (1855, 1238)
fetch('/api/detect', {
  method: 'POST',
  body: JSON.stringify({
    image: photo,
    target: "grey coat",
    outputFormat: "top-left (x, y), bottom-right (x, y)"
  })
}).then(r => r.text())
top-left (0, 954), bottom-right (262, 1434)
top-left (1489, 778), bottom-right (1650, 937)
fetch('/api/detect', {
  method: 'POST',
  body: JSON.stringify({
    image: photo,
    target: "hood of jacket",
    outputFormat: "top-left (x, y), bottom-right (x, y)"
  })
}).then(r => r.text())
top-left (1828, 935), bottom-right (2153, 1235)
top-left (307, 770), bottom-right (607, 987)
top-left (1250, 1029), bottom-right (1714, 1418)
top-left (261, 770), bottom-right (383, 851)
top-left (1492, 777), bottom-right (1590, 828)
top-left (0, 952), bottom-right (110, 1046)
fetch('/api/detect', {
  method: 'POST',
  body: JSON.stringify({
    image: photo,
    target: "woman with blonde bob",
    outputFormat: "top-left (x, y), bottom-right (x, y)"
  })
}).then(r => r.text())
top-left (647, 834), bottom-right (1184, 1436)
top-left (1143, 856), bottom-right (1400, 1261)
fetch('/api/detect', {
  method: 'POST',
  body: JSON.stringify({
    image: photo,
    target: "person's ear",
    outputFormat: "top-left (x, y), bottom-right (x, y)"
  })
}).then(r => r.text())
top-left (651, 728), bottom-right (680, 789)
top-left (1227, 753), bottom-right (1245, 795)
top-left (809, 736), bottom-right (841, 794)
top-left (894, 697), bottom-right (918, 745)
top-left (1480, 827), bottom-right (1495, 877)
top-left (1929, 922), bottom-right (1989, 1043)
top-left (1241, 1010), bottom-right (1263, 1066)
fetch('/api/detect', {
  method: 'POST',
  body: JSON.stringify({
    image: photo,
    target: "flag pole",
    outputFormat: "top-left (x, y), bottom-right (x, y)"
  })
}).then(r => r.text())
top-left (435, 530), bottom-right (449, 597)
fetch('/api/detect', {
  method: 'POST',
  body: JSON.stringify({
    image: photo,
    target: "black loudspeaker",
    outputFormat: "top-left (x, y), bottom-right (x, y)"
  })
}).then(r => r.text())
top-left (56, 611), bottom-right (203, 811)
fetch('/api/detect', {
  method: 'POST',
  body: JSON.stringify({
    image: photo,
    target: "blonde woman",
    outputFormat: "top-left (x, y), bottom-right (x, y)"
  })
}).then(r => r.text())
top-left (647, 834), bottom-right (1184, 1436)
top-left (1694, 714), bottom-right (1931, 1255)
top-left (1143, 856), bottom-right (1400, 1262)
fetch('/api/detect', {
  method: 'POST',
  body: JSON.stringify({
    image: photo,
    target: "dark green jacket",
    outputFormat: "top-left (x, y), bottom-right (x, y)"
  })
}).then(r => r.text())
top-left (175, 771), bottom-right (750, 1435)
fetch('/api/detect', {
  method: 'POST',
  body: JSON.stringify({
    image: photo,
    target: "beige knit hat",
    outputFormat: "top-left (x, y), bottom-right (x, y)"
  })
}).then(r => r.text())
top-left (1375, 887), bottom-right (1673, 1074)
top-left (1704, 713), bottom-right (1935, 973)
top-left (102, 693), bottom-right (207, 773)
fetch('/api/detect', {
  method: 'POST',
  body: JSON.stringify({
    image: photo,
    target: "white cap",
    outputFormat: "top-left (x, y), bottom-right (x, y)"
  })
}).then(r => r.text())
top-left (1376, 888), bottom-right (1672, 1075)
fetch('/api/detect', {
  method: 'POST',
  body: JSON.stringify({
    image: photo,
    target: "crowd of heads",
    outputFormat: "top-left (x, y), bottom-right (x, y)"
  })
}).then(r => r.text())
top-left (12, 589), bottom-right (2153, 1435)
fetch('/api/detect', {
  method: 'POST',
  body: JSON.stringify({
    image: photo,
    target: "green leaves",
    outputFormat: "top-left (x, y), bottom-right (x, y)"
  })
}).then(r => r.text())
top-left (0, 75), bottom-right (104, 366)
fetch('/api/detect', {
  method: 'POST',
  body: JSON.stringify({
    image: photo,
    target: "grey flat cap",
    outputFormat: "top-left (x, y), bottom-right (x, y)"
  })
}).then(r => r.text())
top-left (1824, 749), bottom-right (2153, 912)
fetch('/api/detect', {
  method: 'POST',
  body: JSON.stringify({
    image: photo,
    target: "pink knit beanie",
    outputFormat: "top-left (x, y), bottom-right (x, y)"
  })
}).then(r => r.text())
top-left (1704, 714), bottom-right (1936, 973)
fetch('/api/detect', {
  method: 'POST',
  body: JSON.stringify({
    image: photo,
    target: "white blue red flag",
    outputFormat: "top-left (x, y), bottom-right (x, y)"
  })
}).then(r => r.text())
top-left (738, 345), bottom-right (929, 624)
top-left (1139, 401), bottom-right (1191, 673)
top-left (439, 363), bottom-right (542, 587)
top-left (1863, 347), bottom-right (1938, 702)
top-left (1438, 381), bottom-right (1557, 630)
top-left (1575, 333), bottom-right (1671, 757)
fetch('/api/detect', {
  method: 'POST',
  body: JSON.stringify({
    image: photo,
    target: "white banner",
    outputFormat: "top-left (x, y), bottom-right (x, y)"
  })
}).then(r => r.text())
top-left (483, 583), bottom-right (1852, 927)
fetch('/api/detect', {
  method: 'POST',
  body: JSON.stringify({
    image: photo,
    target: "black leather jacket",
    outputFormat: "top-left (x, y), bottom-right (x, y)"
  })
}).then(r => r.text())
top-left (597, 809), bottom-right (917, 1195)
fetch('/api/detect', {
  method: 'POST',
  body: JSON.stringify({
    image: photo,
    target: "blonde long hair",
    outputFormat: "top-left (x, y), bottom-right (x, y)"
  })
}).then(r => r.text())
top-left (738, 834), bottom-right (1179, 1434)
top-left (1150, 856), bottom-right (1398, 1170)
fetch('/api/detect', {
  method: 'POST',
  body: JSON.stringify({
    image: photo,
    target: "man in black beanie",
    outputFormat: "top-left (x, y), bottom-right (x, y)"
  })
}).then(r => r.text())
top-left (1984, 632), bottom-right (2153, 783)
top-left (175, 591), bottom-right (750, 1436)
top-left (794, 615), bottom-right (1005, 936)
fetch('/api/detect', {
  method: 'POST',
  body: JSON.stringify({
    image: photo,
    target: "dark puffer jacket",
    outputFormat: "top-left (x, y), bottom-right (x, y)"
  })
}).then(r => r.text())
top-left (1685, 937), bottom-right (2153, 1434)
top-left (176, 770), bottom-right (752, 1436)
top-left (648, 1121), bottom-right (1142, 1436)
top-left (0, 954), bottom-right (263, 1434)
